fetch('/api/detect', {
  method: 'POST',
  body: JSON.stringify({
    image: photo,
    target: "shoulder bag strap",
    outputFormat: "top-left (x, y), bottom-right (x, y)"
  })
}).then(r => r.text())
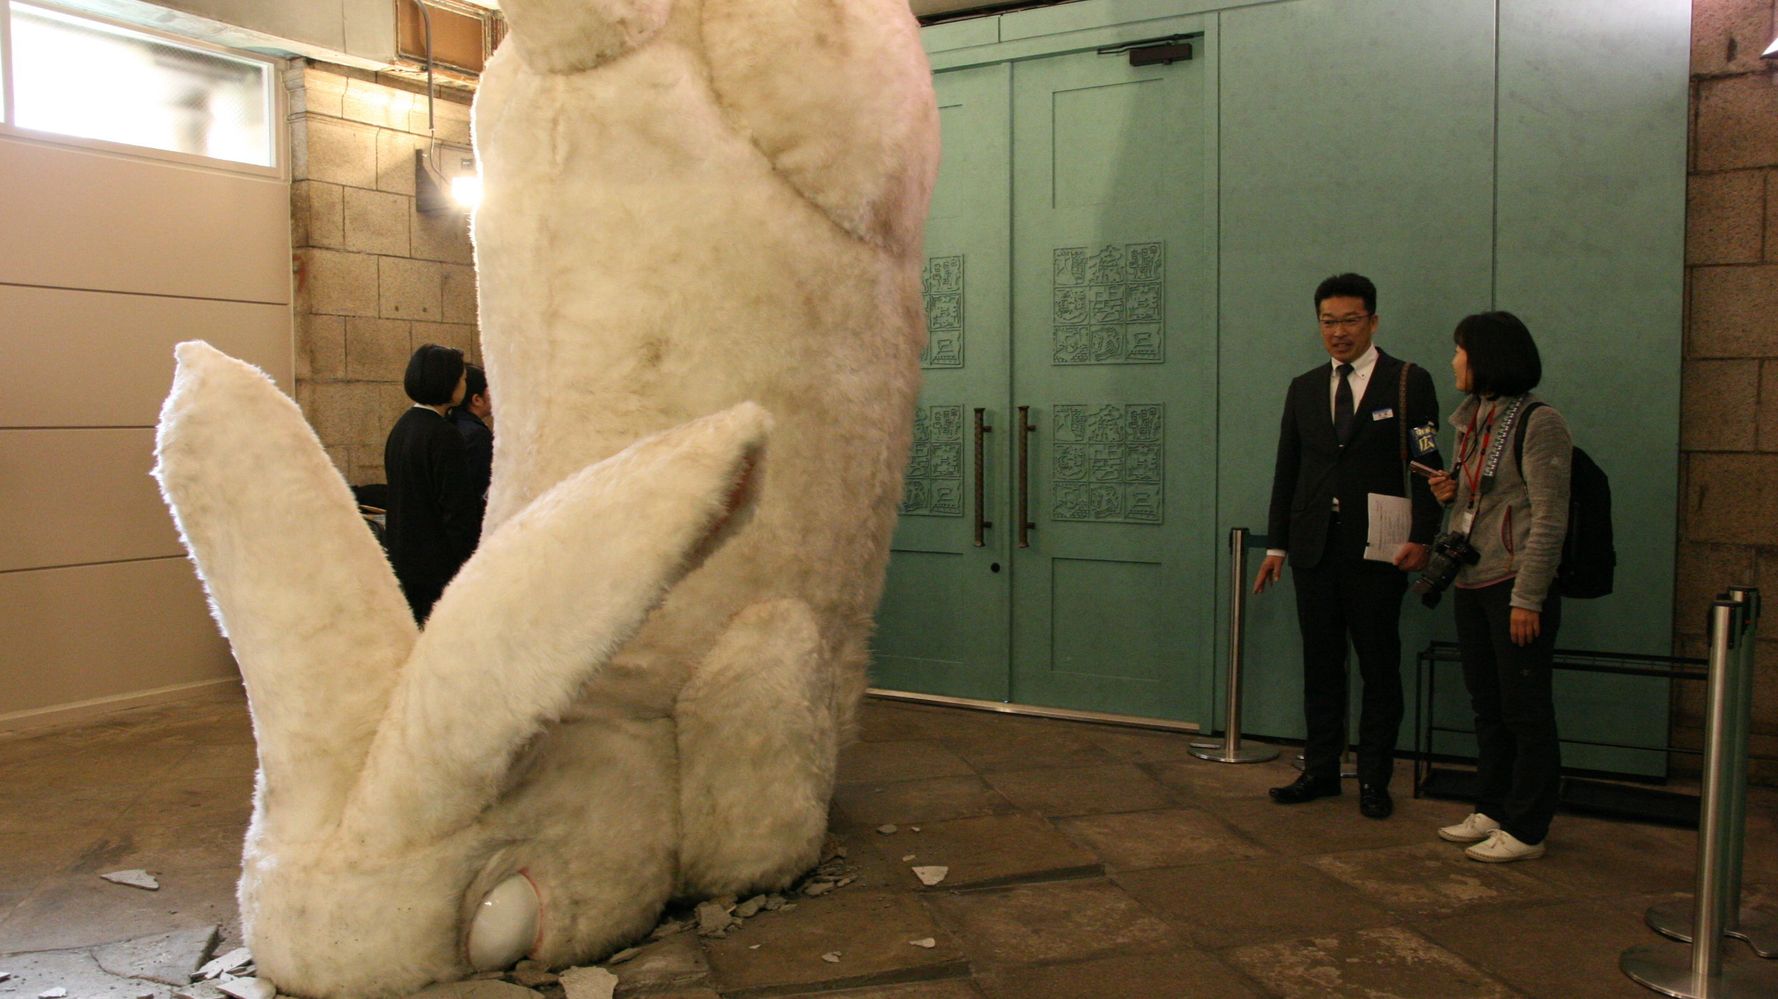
top-left (1398, 362), bottom-right (1413, 497)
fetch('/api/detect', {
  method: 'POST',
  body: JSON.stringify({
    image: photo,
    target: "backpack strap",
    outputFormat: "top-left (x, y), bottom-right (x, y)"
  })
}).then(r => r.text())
top-left (1512, 401), bottom-right (1548, 475)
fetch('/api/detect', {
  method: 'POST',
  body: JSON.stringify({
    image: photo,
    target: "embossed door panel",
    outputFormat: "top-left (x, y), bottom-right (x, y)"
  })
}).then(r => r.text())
top-left (873, 63), bottom-right (1012, 700)
top-left (1007, 46), bottom-right (1214, 720)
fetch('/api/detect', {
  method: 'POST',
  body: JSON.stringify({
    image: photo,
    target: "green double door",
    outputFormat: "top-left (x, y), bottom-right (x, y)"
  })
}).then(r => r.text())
top-left (873, 41), bottom-right (1216, 722)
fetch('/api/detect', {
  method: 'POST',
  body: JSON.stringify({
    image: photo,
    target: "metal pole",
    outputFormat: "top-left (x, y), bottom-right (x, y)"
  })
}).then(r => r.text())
top-left (1622, 599), bottom-right (1776, 997)
top-left (1192, 528), bottom-right (1278, 764)
top-left (1644, 588), bottom-right (1777, 958)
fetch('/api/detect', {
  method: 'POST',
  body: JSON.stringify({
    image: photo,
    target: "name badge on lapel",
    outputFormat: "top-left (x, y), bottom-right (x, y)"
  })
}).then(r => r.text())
top-left (1371, 408), bottom-right (1394, 421)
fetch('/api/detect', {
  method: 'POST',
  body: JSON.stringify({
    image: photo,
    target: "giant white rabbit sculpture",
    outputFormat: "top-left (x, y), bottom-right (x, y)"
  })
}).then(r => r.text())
top-left (152, 0), bottom-right (938, 995)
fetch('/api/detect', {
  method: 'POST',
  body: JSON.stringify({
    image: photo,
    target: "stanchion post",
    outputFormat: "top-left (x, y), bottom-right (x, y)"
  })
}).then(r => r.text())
top-left (1191, 528), bottom-right (1279, 764)
top-left (1643, 587), bottom-right (1777, 958)
top-left (1622, 599), bottom-right (1777, 997)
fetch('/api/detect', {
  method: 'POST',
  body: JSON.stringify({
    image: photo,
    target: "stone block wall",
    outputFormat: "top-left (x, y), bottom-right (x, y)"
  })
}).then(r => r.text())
top-left (1681, 0), bottom-right (1778, 782)
top-left (287, 63), bottom-right (479, 487)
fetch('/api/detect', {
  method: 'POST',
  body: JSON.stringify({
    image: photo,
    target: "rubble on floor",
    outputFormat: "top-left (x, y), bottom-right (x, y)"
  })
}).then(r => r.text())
top-left (100, 869), bottom-right (161, 891)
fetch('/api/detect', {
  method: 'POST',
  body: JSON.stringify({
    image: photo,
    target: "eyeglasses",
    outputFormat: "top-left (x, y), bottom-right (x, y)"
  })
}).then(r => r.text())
top-left (1318, 313), bottom-right (1372, 332)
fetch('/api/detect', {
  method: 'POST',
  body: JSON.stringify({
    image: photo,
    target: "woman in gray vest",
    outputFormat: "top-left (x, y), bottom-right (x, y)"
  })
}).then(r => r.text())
top-left (1425, 311), bottom-right (1572, 863)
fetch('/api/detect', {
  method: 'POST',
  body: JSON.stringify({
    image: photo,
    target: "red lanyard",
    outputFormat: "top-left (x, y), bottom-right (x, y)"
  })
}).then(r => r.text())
top-left (1457, 402), bottom-right (1497, 500)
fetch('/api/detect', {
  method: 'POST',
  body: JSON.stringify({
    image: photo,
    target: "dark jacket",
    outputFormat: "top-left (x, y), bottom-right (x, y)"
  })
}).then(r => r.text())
top-left (450, 408), bottom-right (493, 522)
top-left (384, 406), bottom-right (480, 620)
top-left (1266, 350), bottom-right (1441, 569)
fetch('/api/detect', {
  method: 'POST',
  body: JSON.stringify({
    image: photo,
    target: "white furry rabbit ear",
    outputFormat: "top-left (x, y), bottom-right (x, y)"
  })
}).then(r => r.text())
top-left (153, 341), bottom-right (418, 841)
top-left (340, 402), bottom-right (772, 849)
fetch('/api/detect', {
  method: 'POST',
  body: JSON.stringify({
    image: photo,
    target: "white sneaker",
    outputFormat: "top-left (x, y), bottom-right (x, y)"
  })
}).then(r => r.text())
top-left (1437, 812), bottom-right (1501, 843)
top-left (1464, 829), bottom-right (1545, 863)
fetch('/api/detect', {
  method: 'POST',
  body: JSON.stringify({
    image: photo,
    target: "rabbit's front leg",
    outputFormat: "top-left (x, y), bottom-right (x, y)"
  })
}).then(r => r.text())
top-left (675, 598), bottom-right (835, 896)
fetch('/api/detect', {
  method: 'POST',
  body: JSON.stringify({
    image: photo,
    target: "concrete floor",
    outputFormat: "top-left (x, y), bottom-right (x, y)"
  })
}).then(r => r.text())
top-left (3, 690), bottom-right (1777, 998)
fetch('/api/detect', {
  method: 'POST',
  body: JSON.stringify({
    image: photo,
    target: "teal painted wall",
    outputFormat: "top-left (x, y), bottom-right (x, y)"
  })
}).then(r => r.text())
top-left (920, 0), bottom-right (1689, 770)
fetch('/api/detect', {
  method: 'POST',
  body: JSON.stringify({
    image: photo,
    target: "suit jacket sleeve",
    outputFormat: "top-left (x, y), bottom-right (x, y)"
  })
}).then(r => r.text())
top-left (1407, 363), bottom-right (1441, 544)
top-left (1266, 381), bottom-right (1300, 553)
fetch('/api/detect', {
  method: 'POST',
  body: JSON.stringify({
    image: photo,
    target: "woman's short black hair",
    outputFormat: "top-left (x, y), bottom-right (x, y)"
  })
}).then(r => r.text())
top-left (1454, 311), bottom-right (1541, 397)
top-left (1314, 272), bottom-right (1377, 314)
top-left (404, 343), bottom-right (466, 405)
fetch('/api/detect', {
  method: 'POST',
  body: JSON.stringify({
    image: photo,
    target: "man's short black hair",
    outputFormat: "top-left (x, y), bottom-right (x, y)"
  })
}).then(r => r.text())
top-left (1314, 273), bottom-right (1377, 314)
top-left (462, 363), bottom-right (488, 403)
top-left (404, 343), bottom-right (466, 405)
top-left (1315, 270), bottom-right (1379, 312)
top-left (1454, 310), bottom-right (1542, 397)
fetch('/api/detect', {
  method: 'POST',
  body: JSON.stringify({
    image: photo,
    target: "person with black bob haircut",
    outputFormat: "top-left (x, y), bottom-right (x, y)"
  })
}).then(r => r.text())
top-left (384, 343), bottom-right (481, 622)
top-left (1426, 311), bottom-right (1572, 863)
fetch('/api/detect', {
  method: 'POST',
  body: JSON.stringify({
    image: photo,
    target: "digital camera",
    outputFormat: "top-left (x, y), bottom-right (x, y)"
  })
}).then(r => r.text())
top-left (1412, 530), bottom-right (1480, 608)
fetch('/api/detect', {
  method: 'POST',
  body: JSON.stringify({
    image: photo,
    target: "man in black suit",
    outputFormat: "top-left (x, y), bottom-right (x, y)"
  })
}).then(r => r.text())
top-left (1253, 273), bottom-right (1441, 819)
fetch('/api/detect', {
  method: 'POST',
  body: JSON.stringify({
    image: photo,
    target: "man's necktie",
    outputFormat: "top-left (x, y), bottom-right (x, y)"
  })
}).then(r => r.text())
top-left (1334, 363), bottom-right (1355, 443)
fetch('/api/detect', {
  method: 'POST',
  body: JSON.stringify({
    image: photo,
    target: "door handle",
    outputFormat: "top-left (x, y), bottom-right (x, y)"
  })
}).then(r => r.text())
top-left (972, 407), bottom-right (992, 547)
top-left (1017, 405), bottom-right (1035, 549)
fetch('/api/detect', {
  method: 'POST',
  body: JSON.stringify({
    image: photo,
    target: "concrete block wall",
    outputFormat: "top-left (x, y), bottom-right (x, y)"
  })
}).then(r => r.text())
top-left (287, 63), bottom-right (480, 487)
top-left (1680, 0), bottom-right (1778, 781)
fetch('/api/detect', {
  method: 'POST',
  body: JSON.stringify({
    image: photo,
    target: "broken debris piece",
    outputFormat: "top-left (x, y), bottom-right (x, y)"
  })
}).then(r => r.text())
top-left (217, 978), bottom-right (276, 999)
top-left (605, 946), bottom-right (640, 965)
top-left (801, 881), bottom-right (834, 897)
top-left (734, 895), bottom-right (765, 919)
top-left (197, 946), bottom-right (253, 981)
top-left (38, 988), bottom-right (69, 999)
top-left (101, 869), bottom-right (161, 891)
top-left (558, 966), bottom-right (618, 999)
top-left (901, 854), bottom-right (916, 862)
top-left (694, 899), bottom-right (735, 936)
top-left (910, 937), bottom-right (937, 949)
top-left (912, 865), bottom-right (949, 886)
top-left (875, 824), bottom-right (898, 834)
top-left (820, 952), bottom-right (842, 964)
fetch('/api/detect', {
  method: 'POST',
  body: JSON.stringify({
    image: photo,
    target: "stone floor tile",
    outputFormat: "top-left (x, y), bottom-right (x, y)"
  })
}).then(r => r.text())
top-left (924, 878), bottom-right (1180, 968)
top-left (1053, 807), bottom-right (1269, 872)
top-left (1225, 925), bottom-right (1522, 998)
top-left (975, 950), bottom-right (1266, 999)
top-left (981, 763), bottom-right (1178, 817)
top-left (1419, 895), bottom-right (1683, 999)
top-left (1074, 725), bottom-right (1209, 764)
top-left (1211, 788), bottom-right (1470, 855)
top-left (1509, 814), bottom-right (1699, 899)
top-left (857, 703), bottom-right (987, 744)
top-left (605, 931), bottom-right (709, 996)
top-left (0, 861), bottom-right (243, 952)
top-left (1140, 755), bottom-right (1309, 801)
top-left (701, 890), bottom-right (965, 994)
top-left (937, 727), bottom-right (1117, 775)
top-left (1113, 855), bottom-right (1396, 949)
top-left (833, 776), bottom-right (1014, 827)
top-left (0, 946), bottom-right (180, 998)
top-left (864, 813), bottom-right (1100, 891)
top-left (1309, 841), bottom-right (1562, 919)
top-left (774, 979), bottom-right (982, 998)
top-left (91, 923), bottom-right (220, 985)
top-left (838, 740), bottom-right (977, 785)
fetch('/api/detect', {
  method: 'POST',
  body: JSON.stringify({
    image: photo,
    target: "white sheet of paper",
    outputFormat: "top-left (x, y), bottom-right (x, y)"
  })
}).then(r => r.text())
top-left (1364, 493), bottom-right (1412, 563)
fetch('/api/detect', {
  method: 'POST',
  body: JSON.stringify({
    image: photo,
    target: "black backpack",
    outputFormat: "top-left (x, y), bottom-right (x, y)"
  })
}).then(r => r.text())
top-left (1514, 402), bottom-right (1614, 598)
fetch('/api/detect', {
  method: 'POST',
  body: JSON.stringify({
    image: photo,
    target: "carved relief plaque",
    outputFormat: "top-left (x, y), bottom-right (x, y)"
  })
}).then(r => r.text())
top-left (921, 255), bottom-right (965, 369)
top-left (901, 404), bottom-right (964, 517)
top-left (1051, 403), bottom-right (1163, 524)
top-left (1052, 242), bottom-right (1164, 365)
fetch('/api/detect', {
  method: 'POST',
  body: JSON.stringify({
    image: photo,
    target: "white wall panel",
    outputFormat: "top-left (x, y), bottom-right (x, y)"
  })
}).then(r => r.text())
top-left (0, 136), bottom-right (290, 304)
top-left (0, 429), bottom-right (182, 572)
top-left (0, 285), bottom-right (291, 429)
top-left (0, 558), bottom-right (233, 719)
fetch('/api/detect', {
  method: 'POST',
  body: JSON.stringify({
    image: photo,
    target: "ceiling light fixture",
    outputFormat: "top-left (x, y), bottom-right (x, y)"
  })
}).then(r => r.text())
top-left (413, 0), bottom-right (480, 213)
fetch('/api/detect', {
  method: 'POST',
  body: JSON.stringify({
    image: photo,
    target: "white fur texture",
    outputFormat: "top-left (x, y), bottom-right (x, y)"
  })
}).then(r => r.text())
top-left (153, 0), bottom-right (936, 996)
